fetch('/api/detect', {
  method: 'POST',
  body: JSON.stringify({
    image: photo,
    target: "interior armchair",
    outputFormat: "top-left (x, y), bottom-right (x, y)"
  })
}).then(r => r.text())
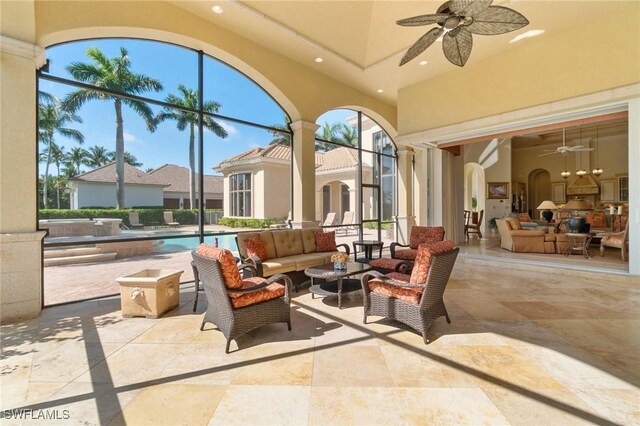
top-left (600, 221), bottom-right (629, 261)
top-left (496, 218), bottom-right (555, 254)
top-left (192, 244), bottom-right (292, 353)
top-left (390, 226), bottom-right (445, 260)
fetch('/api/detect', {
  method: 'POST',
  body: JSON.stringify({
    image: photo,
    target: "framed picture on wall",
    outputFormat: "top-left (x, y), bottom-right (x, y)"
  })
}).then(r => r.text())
top-left (487, 182), bottom-right (509, 199)
top-left (551, 182), bottom-right (566, 203)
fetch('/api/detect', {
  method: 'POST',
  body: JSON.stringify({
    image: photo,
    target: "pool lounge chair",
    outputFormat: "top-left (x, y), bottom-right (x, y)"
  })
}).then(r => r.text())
top-left (320, 212), bottom-right (338, 227)
top-left (163, 211), bottom-right (180, 227)
top-left (128, 212), bottom-right (145, 230)
top-left (337, 211), bottom-right (356, 235)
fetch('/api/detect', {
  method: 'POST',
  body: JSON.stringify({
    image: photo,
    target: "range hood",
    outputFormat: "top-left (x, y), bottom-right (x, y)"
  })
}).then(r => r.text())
top-left (566, 175), bottom-right (600, 195)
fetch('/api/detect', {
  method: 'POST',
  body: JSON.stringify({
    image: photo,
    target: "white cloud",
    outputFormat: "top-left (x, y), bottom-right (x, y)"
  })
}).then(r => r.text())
top-left (123, 131), bottom-right (138, 142)
top-left (219, 121), bottom-right (238, 137)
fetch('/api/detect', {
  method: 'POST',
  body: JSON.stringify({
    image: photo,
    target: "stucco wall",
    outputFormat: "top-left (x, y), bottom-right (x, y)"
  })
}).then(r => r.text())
top-left (263, 163), bottom-right (290, 220)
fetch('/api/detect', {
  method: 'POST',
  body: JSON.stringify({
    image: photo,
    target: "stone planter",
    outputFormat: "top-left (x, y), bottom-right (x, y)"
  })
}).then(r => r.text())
top-left (116, 269), bottom-right (183, 318)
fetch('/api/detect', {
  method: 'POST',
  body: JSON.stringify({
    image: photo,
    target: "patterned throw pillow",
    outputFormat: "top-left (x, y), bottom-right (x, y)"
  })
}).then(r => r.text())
top-left (515, 213), bottom-right (532, 223)
top-left (409, 240), bottom-right (455, 284)
top-left (315, 231), bottom-right (337, 252)
top-left (409, 226), bottom-right (445, 249)
top-left (244, 235), bottom-right (268, 261)
top-left (195, 243), bottom-right (242, 289)
top-left (585, 212), bottom-right (608, 228)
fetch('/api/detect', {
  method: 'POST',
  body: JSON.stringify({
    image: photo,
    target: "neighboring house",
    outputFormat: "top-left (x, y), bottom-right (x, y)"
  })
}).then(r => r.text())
top-left (214, 118), bottom-right (391, 221)
top-left (67, 163), bottom-right (168, 209)
top-left (149, 164), bottom-right (223, 209)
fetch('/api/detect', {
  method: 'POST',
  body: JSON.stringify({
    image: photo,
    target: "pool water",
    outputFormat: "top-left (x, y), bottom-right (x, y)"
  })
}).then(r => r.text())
top-left (156, 234), bottom-right (237, 253)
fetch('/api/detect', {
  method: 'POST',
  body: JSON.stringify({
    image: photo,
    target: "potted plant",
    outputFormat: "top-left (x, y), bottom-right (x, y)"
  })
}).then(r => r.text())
top-left (471, 197), bottom-right (479, 223)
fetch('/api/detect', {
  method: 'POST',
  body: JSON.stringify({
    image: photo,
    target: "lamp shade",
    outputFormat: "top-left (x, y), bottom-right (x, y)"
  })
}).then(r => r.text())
top-left (564, 198), bottom-right (592, 211)
top-left (536, 200), bottom-right (558, 210)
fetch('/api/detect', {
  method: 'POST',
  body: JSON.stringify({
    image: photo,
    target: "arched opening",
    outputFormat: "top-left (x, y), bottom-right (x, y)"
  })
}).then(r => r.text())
top-left (463, 162), bottom-right (486, 235)
top-left (528, 169), bottom-right (551, 219)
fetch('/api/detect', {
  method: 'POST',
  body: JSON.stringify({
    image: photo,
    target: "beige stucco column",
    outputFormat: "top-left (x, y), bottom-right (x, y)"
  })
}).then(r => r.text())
top-left (395, 148), bottom-right (416, 244)
top-left (290, 120), bottom-right (318, 228)
top-left (1, 1), bottom-right (48, 322)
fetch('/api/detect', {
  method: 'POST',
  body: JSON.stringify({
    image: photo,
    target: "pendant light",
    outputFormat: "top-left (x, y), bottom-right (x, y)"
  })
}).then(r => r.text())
top-left (592, 125), bottom-right (604, 176)
top-left (576, 127), bottom-right (587, 177)
top-left (560, 128), bottom-right (571, 179)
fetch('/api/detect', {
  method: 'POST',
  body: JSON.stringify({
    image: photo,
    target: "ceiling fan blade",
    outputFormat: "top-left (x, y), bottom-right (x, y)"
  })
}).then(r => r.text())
top-left (442, 27), bottom-right (473, 67)
top-left (450, 0), bottom-right (493, 16)
top-left (573, 148), bottom-right (594, 152)
top-left (466, 6), bottom-right (529, 35)
top-left (538, 152), bottom-right (560, 157)
top-left (399, 27), bottom-right (444, 65)
top-left (396, 13), bottom-right (449, 27)
top-left (566, 145), bottom-right (584, 150)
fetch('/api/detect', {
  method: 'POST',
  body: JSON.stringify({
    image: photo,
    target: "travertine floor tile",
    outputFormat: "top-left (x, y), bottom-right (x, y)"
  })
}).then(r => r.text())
top-left (130, 317), bottom-right (203, 344)
top-left (312, 345), bottom-right (394, 387)
top-left (231, 344), bottom-right (313, 386)
top-left (208, 385), bottom-right (310, 425)
top-left (573, 389), bottom-right (640, 425)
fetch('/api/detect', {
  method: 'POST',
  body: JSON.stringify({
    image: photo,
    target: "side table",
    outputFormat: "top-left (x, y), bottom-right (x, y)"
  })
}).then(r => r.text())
top-left (352, 240), bottom-right (384, 263)
top-left (564, 233), bottom-right (592, 259)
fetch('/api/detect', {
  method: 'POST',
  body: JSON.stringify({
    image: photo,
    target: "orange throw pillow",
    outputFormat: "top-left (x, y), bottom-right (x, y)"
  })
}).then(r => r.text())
top-left (586, 212), bottom-right (608, 228)
top-left (315, 231), bottom-right (337, 252)
top-left (409, 240), bottom-right (455, 284)
top-left (244, 235), bottom-right (268, 261)
top-left (195, 243), bottom-right (242, 289)
top-left (515, 213), bottom-right (532, 223)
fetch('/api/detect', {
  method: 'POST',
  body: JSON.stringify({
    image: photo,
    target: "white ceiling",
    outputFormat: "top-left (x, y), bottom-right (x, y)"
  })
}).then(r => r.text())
top-left (171, 1), bottom-right (626, 105)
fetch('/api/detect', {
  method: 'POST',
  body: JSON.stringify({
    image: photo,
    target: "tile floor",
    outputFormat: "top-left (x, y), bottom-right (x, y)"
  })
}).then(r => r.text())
top-left (2, 258), bottom-right (639, 425)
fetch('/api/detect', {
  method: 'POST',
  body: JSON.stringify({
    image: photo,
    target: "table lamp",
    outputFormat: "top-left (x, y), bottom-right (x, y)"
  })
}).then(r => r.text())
top-left (564, 198), bottom-right (592, 232)
top-left (536, 200), bottom-right (558, 223)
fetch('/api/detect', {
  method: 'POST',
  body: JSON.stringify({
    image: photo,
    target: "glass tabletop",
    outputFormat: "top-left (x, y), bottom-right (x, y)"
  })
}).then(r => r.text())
top-left (305, 262), bottom-right (372, 278)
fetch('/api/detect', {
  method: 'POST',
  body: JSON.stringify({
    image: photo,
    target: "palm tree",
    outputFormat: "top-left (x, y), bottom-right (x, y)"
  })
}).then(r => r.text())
top-left (336, 123), bottom-right (358, 147)
top-left (268, 115), bottom-right (291, 146)
top-left (155, 84), bottom-right (228, 209)
top-left (62, 47), bottom-right (162, 209)
top-left (86, 145), bottom-right (111, 167)
top-left (66, 146), bottom-right (89, 176)
top-left (315, 121), bottom-right (341, 151)
top-left (50, 144), bottom-right (67, 209)
top-left (106, 150), bottom-right (143, 167)
top-left (38, 99), bottom-right (84, 209)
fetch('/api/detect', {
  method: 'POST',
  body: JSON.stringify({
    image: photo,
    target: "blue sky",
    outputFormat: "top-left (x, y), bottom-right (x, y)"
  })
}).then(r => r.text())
top-left (39, 38), bottom-right (352, 174)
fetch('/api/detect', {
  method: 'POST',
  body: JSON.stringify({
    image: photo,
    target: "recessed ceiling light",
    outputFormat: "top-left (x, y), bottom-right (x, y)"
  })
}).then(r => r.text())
top-left (376, 89), bottom-right (384, 93)
top-left (509, 29), bottom-right (545, 43)
top-left (211, 5), bottom-right (223, 14)
top-left (419, 60), bottom-right (428, 66)
top-left (315, 57), bottom-right (323, 63)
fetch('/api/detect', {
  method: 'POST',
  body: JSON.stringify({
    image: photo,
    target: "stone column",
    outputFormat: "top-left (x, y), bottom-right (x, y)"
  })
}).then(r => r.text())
top-left (290, 120), bottom-right (319, 228)
top-left (1, 28), bottom-right (47, 321)
top-left (395, 149), bottom-right (416, 244)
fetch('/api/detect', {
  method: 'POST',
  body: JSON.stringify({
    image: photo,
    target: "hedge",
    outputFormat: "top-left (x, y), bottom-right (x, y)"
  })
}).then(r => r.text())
top-left (218, 217), bottom-right (282, 229)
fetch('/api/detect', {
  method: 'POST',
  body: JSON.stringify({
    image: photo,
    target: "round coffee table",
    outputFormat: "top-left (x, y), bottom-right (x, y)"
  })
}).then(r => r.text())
top-left (305, 262), bottom-right (373, 309)
top-left (564, 232), bottom-right (593, 258)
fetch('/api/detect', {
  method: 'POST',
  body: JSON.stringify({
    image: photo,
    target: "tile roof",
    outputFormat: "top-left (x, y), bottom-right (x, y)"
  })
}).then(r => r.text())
top-left (215, 144), bottom-right (369, 171)
top-left (71, 163), bottom-right (168, 186)
top-left (149, 164), bottom-right (223, 194)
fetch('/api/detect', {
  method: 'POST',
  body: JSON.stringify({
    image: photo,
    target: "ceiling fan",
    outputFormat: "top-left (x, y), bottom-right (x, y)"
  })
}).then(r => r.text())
top-left (397, 0), bottom-right (529, 67)
top-left (538, 129), bottom-right (594, 157)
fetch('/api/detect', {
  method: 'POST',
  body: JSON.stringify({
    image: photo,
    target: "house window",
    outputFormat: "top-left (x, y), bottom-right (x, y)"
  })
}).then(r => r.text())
top-left (230, 173), bottom-right (252, 217)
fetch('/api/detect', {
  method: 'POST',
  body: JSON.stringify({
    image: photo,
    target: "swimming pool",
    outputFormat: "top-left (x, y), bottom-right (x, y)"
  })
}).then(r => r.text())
top-left (156, 234), bottom-right (238, 253)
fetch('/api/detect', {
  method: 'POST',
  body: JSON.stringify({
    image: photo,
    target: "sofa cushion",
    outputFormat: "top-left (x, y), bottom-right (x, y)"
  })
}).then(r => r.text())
top-left (195, 243), bottom-right (242, 289)
top-left (261, 257), bottom-right (298, 276)
top-left (300, 228), bottom-right (319, 253)
top-left (505, 218), bottom-right (522, 230)
top-left (228, 276), bottom-right (285, 309)
top-left (272, 229), bottom-right (304, 257)
top-left (285, 253), bottom-right (328, 270)
top-left (409, 226), bottom-right (445, 249)
top-left (410, 240), bottom-right (455, 284)
top-left (510, 230), bottom-right (545, 237)
top-left (368, 272), bottom-right (422, 305)
top-left (515, 213), bottom-right (533, 223)
top-left (237, 231), bottom-right (277, 260)
top-left (315, 230), bottom-right (337, 252)
top-left (586, 212), bottom-right (608, 228)
top-left (244, 235), bottom-right (267, 261)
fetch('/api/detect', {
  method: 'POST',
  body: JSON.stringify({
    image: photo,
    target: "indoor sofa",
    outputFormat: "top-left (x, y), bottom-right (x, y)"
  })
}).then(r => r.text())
top-left (235, 228), bottom-right (349, 285)
top-left (496, 218), bottom-right (556, 254)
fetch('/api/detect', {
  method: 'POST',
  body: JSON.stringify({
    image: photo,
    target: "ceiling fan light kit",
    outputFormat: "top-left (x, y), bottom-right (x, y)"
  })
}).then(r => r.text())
top-left (397, 0), bottom-right (529, 67)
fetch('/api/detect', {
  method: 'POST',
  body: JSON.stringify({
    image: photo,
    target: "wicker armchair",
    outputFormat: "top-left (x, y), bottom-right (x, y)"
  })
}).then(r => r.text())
top-left (390, 226), bottom-right (445, 260)
top-left (361, 242), bottom-right (459, 344)
top-left (192, 249), bottom-right (292, 353)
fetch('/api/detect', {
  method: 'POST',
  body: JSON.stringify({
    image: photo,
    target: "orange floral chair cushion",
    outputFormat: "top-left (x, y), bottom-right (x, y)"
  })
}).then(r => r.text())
top-left (228, 276), bottom-right (285, 309)
top-left (244, 235), bottom-right (268, 261)
top-left (315, 230), bottom-right (337, 252)
top-left (409, 240), bottom-right (456, 284)
top-left (586, 212), bottom-right (608, 228)
top-left (196, 243), bottom-right (242, 289)
top-left (515, 213), bottom-right (533, 223)
top-left (613, 215), bottom-right (628, 231)
top-left (368, 272), bottom-right (422, 305)
top-left (409, 226), bottom-right (445, 249)
top-left (393, 249), bottom-right (418, 260)
top-left (368, 258), bottom-right (411, 273)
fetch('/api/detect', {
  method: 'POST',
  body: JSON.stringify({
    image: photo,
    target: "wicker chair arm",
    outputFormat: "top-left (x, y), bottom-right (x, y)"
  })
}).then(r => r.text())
top-left (238, 263), bottom-right (259, 277)
top-left (191, 261), bottom-right (200, 284)
top-left (375, 276), bottom-right (426, 289)
top-left (243, 256), bottom-right (264, 277)
top-left (336, 243), bottom-right (350, 255)
top-left (390, 242), bottom-right (409, 258)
